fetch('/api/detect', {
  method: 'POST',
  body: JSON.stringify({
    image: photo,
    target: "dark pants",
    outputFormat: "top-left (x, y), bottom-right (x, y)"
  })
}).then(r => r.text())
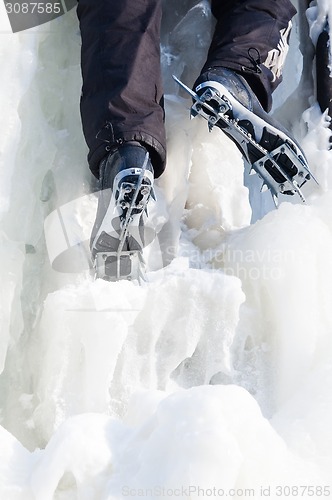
top-left (77, 0), bottom-right (296, 179)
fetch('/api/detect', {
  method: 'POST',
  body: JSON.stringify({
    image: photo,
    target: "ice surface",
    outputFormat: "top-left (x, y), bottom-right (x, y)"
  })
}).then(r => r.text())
top-left (1, 1), bottom-right (332, 499)
top-left (306, 0), bottom-right (332, 46)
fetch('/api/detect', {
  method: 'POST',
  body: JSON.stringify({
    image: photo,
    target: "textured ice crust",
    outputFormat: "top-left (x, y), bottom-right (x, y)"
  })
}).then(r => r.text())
top-left (0, 1), bottom-right (332, 498)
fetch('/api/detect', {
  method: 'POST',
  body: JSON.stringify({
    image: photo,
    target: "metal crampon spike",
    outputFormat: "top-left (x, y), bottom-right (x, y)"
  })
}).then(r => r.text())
top-left (272, 193), bottom-right (279, 208)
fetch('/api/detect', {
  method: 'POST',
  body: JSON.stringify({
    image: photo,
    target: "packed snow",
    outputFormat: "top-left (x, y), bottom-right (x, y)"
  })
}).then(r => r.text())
top-left (1, 0), bottom-right (332, 499)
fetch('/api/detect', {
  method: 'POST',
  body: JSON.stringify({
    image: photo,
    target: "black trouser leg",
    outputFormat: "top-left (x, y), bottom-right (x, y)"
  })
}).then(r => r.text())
top-left (77, 0), bottom-right (166, 178)
top-left (204, 0), bottom-right (297, 111)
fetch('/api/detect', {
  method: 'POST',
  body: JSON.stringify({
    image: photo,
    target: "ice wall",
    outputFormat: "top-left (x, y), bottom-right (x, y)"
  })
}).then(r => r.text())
top-left (0, 1), bottom-right (332, 499)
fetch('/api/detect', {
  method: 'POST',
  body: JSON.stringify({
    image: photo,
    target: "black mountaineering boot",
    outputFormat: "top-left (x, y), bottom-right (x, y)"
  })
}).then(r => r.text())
top-left (90, 141), bottom-right (155, 281)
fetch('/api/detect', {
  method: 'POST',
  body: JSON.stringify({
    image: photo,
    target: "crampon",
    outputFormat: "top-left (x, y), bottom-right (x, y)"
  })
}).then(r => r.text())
top-left (92, 151), bottom-right (155, 282)
top-left (173, 75), bottom-right (318, 206)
